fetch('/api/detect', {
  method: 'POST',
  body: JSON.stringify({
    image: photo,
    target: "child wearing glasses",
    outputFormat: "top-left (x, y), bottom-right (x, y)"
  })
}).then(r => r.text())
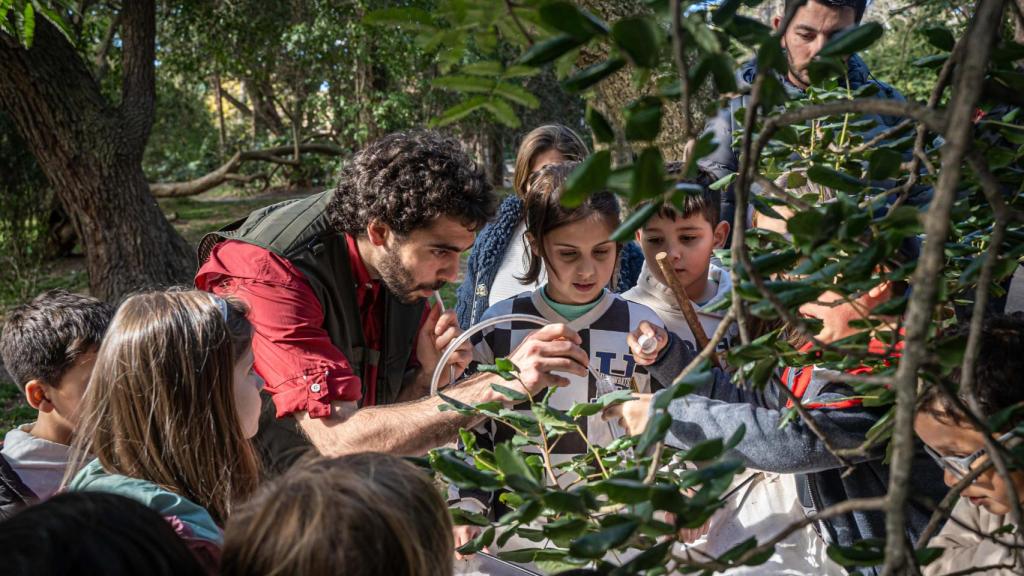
top-left (915, 313), bottom-right (1024, 576)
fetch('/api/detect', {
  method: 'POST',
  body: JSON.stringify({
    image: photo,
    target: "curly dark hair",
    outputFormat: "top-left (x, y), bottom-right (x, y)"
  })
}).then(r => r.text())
top-left (328, 130), bottom-right (496, 237)
top-left (917, 313), bottom-right (1024, 431)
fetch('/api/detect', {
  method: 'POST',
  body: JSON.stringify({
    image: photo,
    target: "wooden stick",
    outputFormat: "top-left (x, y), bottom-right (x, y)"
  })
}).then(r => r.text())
top-left (655, 252), bottom-right (721, 368)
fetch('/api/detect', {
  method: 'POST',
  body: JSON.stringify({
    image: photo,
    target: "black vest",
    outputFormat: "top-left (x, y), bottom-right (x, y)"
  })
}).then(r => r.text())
top-left (198, 191), bottom-right (424, 472)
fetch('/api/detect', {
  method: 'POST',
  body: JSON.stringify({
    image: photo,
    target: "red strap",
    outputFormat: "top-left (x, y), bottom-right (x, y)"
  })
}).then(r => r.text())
top-left (783, 338), bottom-right (900, 411)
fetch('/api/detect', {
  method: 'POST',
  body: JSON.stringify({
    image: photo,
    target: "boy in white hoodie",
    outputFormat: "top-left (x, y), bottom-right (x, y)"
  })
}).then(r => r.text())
top-left (621, 176), bottom-right (848, 574)
top-left (622, 171), bottom-right (737, 355)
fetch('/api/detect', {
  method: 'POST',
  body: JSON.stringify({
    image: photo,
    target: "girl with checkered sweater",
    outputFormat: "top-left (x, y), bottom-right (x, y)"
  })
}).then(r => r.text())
top-left (451, 163), bottom-right (674, 553)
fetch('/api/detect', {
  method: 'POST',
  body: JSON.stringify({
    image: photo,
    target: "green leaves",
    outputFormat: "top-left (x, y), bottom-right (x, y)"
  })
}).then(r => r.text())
top-left (921, 26), bottom-right (955, 52)
top-left (457, 525), bottom-right (495, 555)
top-left (364, 7), bottom-right (434, 31)
top-left (817, 22), bottom-right (884, 58)
top-left (20, 2), bottom-right (34, 48)
top-left (632, 147), bottom-right (666, 202)
top-left (567, 389), bottom-right (633, 418)
top-left (477, 363), bottom-right (519, 381)
top-left (563, 150), bottom-right (612, 208)
top-left (826, 539), bottom-right (886, 567)
top-left (562, 58), bottom-right (626, 93)
top-left (636, 411), bottom-right (672, 454)
top-left (807, 164), bottom-right (864, 193)
top-left (586, 105), bottom-right (616, 144)
top-left (692, 53), bottom-right (739, 94)
top-left (518, 34), bottom-right (581, 66)
top-left (612, 17), bottom-right (660, 68)
top-left (569, 519), bottom-right (639, 558)
top-left (495, 443), bottom-right (539, 489)
top-left (430, 450), bottom-right (503, 491)
top-left (867, 148), bottom-right (902, 181)
top-left (611, 202), bottom-right (660, 243)
top-left (624, 97), bottom-right (662, 142)
top-left (538, 2), bottom-right (608, 41)
top-left (491, 383), bottom-right (528, 402)
top-left (430, 73), bottom-right (540, 128)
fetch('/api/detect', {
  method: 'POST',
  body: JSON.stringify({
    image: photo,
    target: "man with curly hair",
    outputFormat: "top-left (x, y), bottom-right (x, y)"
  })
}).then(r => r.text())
top-left (196, 131), bottom-right (590, 471)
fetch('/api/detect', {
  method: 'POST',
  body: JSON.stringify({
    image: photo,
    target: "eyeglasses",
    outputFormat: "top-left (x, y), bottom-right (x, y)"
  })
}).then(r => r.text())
top-left (924, 430), bottom-right (1018, 482)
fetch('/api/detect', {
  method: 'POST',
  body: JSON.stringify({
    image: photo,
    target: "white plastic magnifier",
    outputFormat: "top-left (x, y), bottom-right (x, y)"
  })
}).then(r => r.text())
top-left (430, 313), bottom-right (629, 440)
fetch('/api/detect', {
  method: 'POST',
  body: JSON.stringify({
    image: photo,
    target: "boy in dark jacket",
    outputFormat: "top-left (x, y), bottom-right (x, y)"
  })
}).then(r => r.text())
top-left (0, 289), bottom-right (112, 518)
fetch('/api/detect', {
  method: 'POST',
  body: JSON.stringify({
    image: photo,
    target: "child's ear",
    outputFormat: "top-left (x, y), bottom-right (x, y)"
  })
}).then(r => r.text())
top-left (525, 232), bottom-right (539, 256)
top-left (634, 229), bottom-right (643, 243)
top-left (712, 221), bottom-right (731, 249)
top-left (24, 380), bottom-right (53, 412)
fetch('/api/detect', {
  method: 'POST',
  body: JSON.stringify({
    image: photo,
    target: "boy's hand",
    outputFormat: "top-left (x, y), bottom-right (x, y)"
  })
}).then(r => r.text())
top-left (628, 321), bottom-right (668, 366)
top-left (602, 394), bottom-right (653, 436)
top-left (453, 524), bottom-right (485, 560)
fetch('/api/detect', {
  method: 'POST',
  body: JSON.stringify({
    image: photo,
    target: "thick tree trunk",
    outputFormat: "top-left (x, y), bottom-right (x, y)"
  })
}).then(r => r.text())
top-left (579, 0), bottom-right (709, 163)
top-left (0, 2), bottom-right (196, 301)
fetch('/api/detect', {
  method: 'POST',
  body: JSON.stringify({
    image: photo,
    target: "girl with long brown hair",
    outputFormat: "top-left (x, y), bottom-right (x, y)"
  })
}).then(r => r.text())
top-left (455, 124), bottom-right (646, 329)
top-left (64, 290), bottom-right (262, 571)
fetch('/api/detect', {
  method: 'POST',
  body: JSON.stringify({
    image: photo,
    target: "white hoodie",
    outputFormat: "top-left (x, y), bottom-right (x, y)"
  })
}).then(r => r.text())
top-left (621, 261), bottom-right (739, 355)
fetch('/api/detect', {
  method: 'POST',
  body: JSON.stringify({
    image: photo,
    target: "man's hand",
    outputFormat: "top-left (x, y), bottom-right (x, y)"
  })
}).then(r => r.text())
top-left (602, 393), bottom-right (654, 436)
top-left (506, 323), bottom-right (590, 398)
top-left (627, 321), bottom-right (668, 366)
top-left (416, 301), bottom-right (471, 388)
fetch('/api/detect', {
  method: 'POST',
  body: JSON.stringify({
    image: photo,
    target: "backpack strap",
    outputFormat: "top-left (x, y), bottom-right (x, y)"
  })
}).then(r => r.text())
top-left (0, 453), bottom-right (37, 520)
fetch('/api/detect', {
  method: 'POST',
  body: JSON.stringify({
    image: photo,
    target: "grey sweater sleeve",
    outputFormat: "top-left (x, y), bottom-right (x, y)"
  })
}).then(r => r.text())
top-left (648, 334), bottom-right (882, 474)
top-left (645, 332), bottom-right (765, 404)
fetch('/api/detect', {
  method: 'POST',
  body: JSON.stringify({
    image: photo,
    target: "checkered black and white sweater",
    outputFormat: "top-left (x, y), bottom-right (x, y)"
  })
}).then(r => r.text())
top-left (451, 289), bottom-right (671, 514)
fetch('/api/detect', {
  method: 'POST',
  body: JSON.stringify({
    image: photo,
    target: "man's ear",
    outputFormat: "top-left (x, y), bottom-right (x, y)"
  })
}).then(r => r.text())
top-left (771, 15), bottom-right (782, 32)
top-left (366, 220), bottom-right (391, 247)
top-left (24, 380), bottom-right (52, 412)
top-left (712, 221), bottom-right (731, 249)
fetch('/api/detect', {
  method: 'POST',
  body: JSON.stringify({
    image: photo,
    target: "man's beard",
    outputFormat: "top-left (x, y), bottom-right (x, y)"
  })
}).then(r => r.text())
top-left (377, 248), bottom-right (444, 304)
top-left (784, 48), bottom-right (811, 88)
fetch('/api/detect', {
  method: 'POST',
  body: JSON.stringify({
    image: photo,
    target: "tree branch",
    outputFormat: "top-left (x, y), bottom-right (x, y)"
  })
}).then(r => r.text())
top-left (221, 88), bottom-right (253, 117)
top-left (149, 143), bottom-right (345, 197)
top-left (504, 0), bottom-right (534, 46)
top-left (670, 0), bottom-right (693, 140)
top-left (679, 497), bottom-right (888, 571)
top-left (118, 0), bottom-right (155, 150)
top-left (881, 1), bottom-right (1005, 573)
